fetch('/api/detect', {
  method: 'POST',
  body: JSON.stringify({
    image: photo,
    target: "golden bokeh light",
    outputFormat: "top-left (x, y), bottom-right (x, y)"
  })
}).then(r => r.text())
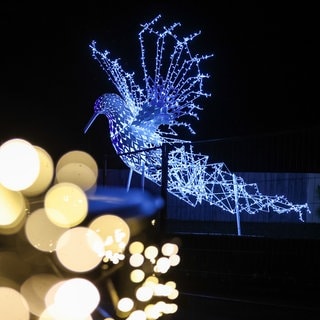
top-left (48, 278), bottom-right (100, 318)
top-left (55, 226), bottom-right (104, 272)
top-left (130, 269), bottom-right (145, 283)
top-left (44, 182), bottom-right (88, 228)
top-left (129, 241), bottom-right (144, 254)
top-left (89, 214), bottom-right (130, 259)
top-left (0, 138), bottom-right (40, 191)
top-left (22, 146), bottom-right (54, 197)
top-left (24, 208), bottom-right (66, 252)
top-left (20, 273), bottom-right (62, 317)
top-left (0, 137), bottom-right (178, 320)
top-left (0, 287), bottom-right (30, 320)
top-left (0, 184), bottom-right (28, 235)
top-left (55, 150), bottom-right (98, 191)
top-left (129, 253), bottom-right (144, 267)
top-left (117, 297), bottom-right (134, 313)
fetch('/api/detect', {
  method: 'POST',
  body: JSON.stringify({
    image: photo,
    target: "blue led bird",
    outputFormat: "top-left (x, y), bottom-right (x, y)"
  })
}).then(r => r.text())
top-left (84, 15), bottom-right (310, 222)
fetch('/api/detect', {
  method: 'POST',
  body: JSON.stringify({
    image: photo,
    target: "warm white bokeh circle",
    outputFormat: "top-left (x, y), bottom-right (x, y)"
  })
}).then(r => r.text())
top-left (0, 287), bottom-right (30, 320)
top-left (54, 278), bottom-right (99, 317)
top-left (44, 278), bottom-right (99, 319)
top-left (154, 257), bottom-right (170, 273)
top-left (55, 226), bottom-right (105, 272)
top-left (0, 184), bottom-right (28, 234)
top-left (44, 182), bottom-right (88, 228)
top-left (145, 304), bottom-right (162, 319)
top-left (129, 253), bottom-right (144, 267)
top-left (55, 150), bottom-right (98, 191)
top-left (130, 269), bottom-right (145, 283)
top-left (25, 208), bottom-right (66, 252)
top-left (20, 273), bottom-right (62, 317)
top-left (144, 276), bottom-right (159, 287)
top-left (129, 241), bottom-right (144, 254)
top-left (126, 310), bottom-right (146, 320)
top-left (39, 305), bottom-right (93, 320)
top-left (135, 286), bottom-right (153, 302)
top-left (161, 242), bottom-right (179, 256)
top-left (89, 214), bottom-right (130, 254)
top-left (169, 254), bottom-right (181, 267)
top-left (144, 245), bottom-right (158, 261)
top-left (117, 297), bottom-right (134, 312)
top-left (22, 146), bottom-right (54, 197)
top-left (0, 138), bottom-right (40, 191)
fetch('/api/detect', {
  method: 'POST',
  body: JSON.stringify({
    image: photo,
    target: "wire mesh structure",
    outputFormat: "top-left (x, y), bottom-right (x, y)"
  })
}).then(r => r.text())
top-left (84, 14), bottom-right (310, 224)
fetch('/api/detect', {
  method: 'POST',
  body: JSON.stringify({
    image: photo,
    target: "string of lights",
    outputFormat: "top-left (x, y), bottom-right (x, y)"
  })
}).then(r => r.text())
top-left (84, 14), bottom-right (310, 222)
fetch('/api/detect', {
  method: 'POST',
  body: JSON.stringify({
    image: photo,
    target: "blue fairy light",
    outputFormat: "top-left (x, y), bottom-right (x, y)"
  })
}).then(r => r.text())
top-left (85, 14), bottom-right (310, 223)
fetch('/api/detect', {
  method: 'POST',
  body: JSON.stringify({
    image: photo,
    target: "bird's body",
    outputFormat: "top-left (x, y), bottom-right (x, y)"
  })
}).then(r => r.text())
top-left (85, 15), bottom-right (310, 222)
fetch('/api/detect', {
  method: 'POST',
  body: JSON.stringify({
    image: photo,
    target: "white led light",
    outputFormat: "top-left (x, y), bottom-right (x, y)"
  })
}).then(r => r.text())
top-left (0, 138), bottom-right (40, 191)
top-left (85, 15), bottom-right (310, 223)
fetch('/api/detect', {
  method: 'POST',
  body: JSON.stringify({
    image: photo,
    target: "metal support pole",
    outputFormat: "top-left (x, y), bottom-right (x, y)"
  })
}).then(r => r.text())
top-left (141, 161), bottom-right (145, 191)
top-left (233, 173), bottom-right (241, 236)
top-left (126, 168), bottom-right (133, 192)
top-left (159, 143), bottom-right (169, 235)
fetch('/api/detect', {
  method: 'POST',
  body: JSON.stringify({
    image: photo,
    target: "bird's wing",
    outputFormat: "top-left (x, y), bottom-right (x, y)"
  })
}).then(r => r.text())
top-left (90, 41), bottom-right (142, 121)
top-left (133, 15), bottom-right (214, 138)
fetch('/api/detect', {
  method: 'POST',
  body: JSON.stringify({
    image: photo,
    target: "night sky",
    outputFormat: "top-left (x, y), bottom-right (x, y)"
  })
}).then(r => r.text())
top-left (0, 1), bottom-right (317, 169)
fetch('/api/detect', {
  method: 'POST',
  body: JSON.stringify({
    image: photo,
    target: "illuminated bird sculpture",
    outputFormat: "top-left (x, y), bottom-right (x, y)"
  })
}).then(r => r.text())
top-left (84, 15), bottom-right (310, 223)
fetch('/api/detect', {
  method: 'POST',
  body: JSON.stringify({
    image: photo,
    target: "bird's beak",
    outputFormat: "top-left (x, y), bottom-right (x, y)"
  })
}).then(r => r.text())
top-left (84, 113), bottom-right (100, 134)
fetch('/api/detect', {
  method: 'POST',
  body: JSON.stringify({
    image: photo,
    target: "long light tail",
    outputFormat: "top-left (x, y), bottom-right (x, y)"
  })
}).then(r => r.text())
top-left (165, 145), bottom-right (310, 221)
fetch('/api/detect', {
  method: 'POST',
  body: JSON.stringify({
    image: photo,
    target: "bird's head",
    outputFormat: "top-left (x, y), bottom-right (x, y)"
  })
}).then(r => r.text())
top-left (84, 93), bottom-right (126, 134)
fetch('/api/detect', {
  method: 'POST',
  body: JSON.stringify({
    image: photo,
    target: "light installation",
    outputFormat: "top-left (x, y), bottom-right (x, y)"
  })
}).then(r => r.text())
top-left (84, 14), bottom-right (310, 224)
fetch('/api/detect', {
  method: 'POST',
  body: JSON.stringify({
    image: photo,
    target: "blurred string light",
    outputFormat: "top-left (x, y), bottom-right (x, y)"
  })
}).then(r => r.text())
top-left (0, 137), bottom-right (180, 320)
top-left (84, 14), bottom-right (310, 224)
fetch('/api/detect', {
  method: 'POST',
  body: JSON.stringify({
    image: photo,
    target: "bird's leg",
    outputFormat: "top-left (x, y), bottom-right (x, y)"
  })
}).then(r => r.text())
top-left (232, 173), bottom-right (241, 236)
top-left (126, 168), bottom-right (133, 192)
top-left (141, 161), bottom-right (145, 192)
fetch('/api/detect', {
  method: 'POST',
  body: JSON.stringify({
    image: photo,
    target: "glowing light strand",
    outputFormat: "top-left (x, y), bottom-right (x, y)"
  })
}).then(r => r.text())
top-left (85, 15), bottom-right (310, 222)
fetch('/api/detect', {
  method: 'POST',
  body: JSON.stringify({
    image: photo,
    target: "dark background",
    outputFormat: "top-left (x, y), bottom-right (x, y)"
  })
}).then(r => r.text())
top-left (0, 1), bottom-right (317, 169)
top-left (1, 4), bottom-right (319, 319)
